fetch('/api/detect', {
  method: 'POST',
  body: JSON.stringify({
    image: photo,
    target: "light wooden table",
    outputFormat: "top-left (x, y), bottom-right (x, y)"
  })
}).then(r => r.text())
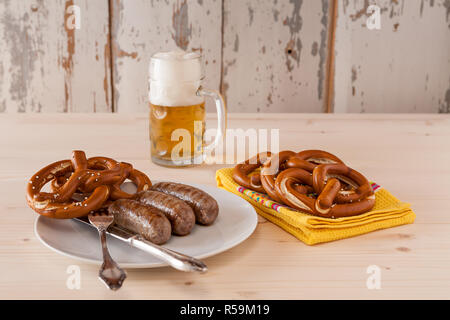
top-left (1, 113), bottom-right (449, 300)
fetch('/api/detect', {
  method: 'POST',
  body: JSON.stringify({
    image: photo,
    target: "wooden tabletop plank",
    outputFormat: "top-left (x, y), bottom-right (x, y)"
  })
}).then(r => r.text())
top-left (1, 113), bottom-right (449, 299)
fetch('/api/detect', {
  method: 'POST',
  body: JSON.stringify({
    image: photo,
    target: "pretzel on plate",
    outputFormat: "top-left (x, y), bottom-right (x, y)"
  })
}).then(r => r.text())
top-left (87, 156), bottom-right (151, 200)
top-left (26, 150), bottom-right (151, 219)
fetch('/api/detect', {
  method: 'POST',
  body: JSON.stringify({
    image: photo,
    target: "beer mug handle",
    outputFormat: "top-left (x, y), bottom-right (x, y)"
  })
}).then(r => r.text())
top-left (197, 87), bottom-right (226, 154)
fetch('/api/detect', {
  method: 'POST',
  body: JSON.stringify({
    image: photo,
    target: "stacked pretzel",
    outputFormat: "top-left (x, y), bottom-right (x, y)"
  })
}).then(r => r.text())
top-left (26, 150), bottom-right (151, 219)
top-left (233, 150), bottom-right (375, 218)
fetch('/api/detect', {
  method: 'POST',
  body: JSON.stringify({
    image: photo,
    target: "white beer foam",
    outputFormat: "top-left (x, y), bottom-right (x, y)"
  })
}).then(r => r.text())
top-left (149, 51), bottom-right (204, 106)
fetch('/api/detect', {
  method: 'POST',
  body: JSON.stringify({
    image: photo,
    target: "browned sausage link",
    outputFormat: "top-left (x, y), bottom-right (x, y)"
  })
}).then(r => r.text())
top-left (108, 199), bottom-right (171, 245)
top-left (151, 182), bottom-right (219, 225)
top-left (134, 190), bottom-right (195, 236)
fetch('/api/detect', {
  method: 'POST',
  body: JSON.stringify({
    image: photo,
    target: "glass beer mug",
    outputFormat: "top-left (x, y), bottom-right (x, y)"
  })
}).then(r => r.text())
top-left (149, 51), bottom-right (226, 167)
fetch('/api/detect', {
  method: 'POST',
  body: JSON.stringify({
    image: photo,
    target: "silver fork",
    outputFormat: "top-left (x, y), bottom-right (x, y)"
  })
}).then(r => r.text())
top-left (88, 212), bottom-right (127, 290)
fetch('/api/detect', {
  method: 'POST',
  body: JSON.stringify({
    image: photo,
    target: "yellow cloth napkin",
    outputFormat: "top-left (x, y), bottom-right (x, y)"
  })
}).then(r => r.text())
top-left (216, 167), bottom-right (415, 245)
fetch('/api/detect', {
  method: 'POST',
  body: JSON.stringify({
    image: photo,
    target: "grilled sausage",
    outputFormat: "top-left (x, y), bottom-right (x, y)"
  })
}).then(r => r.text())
top-left (108, 199), bottom-right (171, 245)
top-left (134, 190), bottom-right (195, 236)
top-left (151, 182), bottom-right (219, 225)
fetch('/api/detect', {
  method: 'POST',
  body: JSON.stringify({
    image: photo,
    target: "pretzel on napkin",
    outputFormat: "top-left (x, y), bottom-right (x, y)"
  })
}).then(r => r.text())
top-left (232, 150), bottom-right (375, 218)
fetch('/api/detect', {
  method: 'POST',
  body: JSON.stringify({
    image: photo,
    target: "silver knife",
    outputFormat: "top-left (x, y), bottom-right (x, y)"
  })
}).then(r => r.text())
top-left (74, 217), bottom-right (207, 273)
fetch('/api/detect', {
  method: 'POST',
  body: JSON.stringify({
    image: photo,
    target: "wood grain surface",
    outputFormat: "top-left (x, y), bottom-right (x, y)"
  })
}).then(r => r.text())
top-left (1, 113), bottom-right (449, 299)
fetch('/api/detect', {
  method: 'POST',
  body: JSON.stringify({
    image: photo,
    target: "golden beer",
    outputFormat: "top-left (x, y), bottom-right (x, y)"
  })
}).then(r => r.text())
top-left (150, 103), bottom-right (205, 166)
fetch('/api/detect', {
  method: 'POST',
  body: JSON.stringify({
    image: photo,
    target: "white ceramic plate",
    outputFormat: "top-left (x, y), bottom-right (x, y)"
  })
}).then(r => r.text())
top-left (34, 182), bottom-right (257, 268)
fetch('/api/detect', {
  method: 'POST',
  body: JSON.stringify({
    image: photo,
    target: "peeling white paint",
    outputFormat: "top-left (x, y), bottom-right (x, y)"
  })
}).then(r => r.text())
top-left (222, 0), bottom-right (327, 113)
top-left (0, 0), bottom-right (112, 113)
top-left (0, 0), bottom-right (448, 114)
top-left (334, 0), bottom-right (450, 113)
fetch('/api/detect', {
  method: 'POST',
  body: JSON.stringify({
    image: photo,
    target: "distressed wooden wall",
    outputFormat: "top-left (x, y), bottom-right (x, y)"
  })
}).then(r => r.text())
top-left (222, 0), bottom-right (332, 113)
top-left (110, 0), bottom-right (222, 113)
top-left (0, 0), bottom-right (449, 113)
top-left (333, 0), bottom-right (450, 113)
top-left (0, 0), bottom-right (112, 113)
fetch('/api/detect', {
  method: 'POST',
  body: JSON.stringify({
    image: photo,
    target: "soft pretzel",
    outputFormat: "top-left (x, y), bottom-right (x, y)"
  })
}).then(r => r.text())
top-left (274, 168), bottom-right (315, 213)
top-left (232, 152), bottom-right (271, 193)
top-left (275, 165), bottom-right (375, 218)
top-left (293, 149), bottom-right (344, 165)
top-left (260, 151), bottom-right (296, 203)
top-left (26, 150), bottom-right (151, 219)
top-left (27, 152), bottom-right (111, 218)
top-left (87, 157), bottom-right (151, 199)
top-left (285, 150), bottom-right (344, 172)
top-left (312, 163), bottom-right (373, 204)
top-left (232, 150), bottom-right (376, 218)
